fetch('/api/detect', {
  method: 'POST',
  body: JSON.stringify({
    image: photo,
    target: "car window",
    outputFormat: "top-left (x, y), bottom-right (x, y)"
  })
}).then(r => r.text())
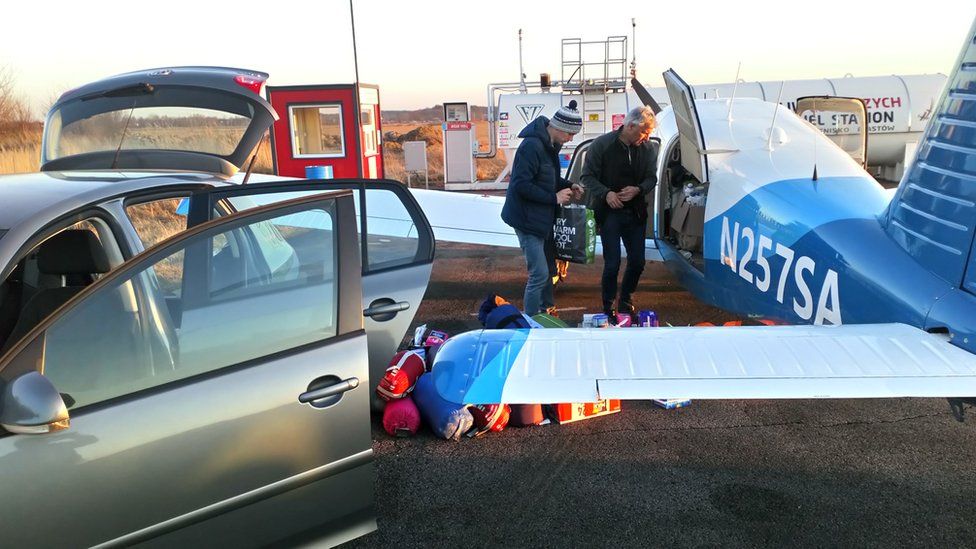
top-left (125, 197), bottom-right (189, 251)
top-left (362, 188), bottom-right (418, 270)
top-left (30, 203), bottom-right (338, 410)
top-left (219, 185), bottom-right (421, 272)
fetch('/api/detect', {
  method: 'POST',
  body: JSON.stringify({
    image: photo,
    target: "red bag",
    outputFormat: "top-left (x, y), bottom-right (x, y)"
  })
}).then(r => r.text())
top-left (508, 404), bottom-right (545, 426)
top-left (376, 350), bottom-right (426, 401)
top-left (382, 396), bottom-right (421, 437)
top-left (470, 404), bottom-right (511, 435)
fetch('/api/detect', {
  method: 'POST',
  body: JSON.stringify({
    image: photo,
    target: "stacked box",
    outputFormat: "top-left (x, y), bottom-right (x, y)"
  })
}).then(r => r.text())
top-left (550, 399), bottom-right (621, 424)
top-left (653, 398), bottom-right (691, 409)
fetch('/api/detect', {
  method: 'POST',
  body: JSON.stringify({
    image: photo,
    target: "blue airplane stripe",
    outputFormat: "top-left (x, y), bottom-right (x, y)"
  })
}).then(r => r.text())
top-left (460, 330), bottom-right (530, 403)
top-left (703, 176), bottom-right (889, 260)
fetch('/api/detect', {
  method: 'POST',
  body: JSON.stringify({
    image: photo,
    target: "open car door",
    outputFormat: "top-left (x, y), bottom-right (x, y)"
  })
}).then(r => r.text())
top-left (663, 69), bottom-right (710, 184)
top-left (0, 192), bottom-right (375, 547)
top-left (187, 179), bottom-right (434, 408)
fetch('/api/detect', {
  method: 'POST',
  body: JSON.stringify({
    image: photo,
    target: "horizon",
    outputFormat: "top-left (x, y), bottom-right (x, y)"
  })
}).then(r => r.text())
top-left (1, 1), bottom-right (973, 113)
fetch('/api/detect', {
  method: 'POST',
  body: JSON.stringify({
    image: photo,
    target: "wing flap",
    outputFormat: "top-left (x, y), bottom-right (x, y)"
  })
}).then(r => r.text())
top-left (431, 323), bottom-right (976, 404)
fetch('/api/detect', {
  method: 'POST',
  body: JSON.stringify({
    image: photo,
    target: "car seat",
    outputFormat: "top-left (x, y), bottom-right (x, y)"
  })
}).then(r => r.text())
top-left (2, 230), bottom-right (110, 352)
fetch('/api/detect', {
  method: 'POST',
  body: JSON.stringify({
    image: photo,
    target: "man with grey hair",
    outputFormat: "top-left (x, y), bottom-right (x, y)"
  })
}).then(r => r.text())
top-left (581, 106), bottom-right (658, 324)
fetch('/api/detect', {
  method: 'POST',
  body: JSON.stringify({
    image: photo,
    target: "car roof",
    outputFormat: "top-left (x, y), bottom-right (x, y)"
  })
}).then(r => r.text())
top-left (0, 171), bottom-right (229, 270)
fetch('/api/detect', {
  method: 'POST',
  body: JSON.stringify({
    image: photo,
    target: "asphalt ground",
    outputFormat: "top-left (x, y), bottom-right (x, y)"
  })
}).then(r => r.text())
top-left (342, 242), bottom-right (976, 548)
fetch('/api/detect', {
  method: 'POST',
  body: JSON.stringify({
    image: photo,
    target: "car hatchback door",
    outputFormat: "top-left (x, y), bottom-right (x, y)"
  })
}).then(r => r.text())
top-left (0, 191), bottom-right (375, 547)
top-left (189, 179), bottom-right (435, 408)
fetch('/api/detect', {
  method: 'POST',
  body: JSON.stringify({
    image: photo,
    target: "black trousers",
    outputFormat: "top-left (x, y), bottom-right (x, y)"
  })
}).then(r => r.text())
top-left (599, 209), bottom-right (646, 310)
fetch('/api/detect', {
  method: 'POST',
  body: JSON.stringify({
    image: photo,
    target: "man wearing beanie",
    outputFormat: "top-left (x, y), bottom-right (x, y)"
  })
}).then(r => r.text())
top-left (581, 106), bottom-right (658, 324)
top-left (501, 100), bottom-right (584, 316)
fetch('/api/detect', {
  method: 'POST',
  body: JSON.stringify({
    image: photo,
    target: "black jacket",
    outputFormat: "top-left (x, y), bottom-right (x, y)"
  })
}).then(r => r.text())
top-left (501, 117), bottom-right (572, 237)
top-left (581, 127), bottom-right (658, 224)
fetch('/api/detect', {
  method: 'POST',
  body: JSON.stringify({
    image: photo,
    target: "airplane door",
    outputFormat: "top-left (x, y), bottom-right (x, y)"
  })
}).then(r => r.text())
top-left (663, 70), bottom-right (710, 184)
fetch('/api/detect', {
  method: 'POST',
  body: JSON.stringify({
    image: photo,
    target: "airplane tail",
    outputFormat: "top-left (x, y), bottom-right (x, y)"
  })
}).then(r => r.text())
top-left (885, 16), bottom-right (976, 288)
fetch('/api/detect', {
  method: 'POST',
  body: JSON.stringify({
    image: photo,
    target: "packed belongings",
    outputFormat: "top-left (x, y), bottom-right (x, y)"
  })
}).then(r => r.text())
top-left (376, 350), bottom-right (426, 401)
top-left (478, 294), bottom-right (533, 329)
top-left (413, 373), bottom-right (474, 441)
top-left (508, 404), bottom-right (546, 426)
top-left (382, 396), bottom-right (422, 437)
top-left (469, 404), bottom-right (511, 436)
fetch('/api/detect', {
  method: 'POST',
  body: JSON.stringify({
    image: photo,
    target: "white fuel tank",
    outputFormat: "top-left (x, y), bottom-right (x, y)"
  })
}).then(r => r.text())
top-left (495, 74), bottom-right (946, 175)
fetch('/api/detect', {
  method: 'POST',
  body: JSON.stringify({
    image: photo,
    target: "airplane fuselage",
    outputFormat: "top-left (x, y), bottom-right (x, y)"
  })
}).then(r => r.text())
top-left (653, 98), bottom-right (969, 348)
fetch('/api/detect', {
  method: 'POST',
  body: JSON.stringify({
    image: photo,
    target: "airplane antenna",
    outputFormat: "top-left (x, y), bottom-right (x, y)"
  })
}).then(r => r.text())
top-left (630, 18), bottom-right (637, 77)
top-left (727, 62), bottom-right (742, 121)
top-left (766, 81), bottom-right (785, 151)
top-left (518, 29), bottom-right (527, 93)
top-left (812, 97), bottom-right (819, 181)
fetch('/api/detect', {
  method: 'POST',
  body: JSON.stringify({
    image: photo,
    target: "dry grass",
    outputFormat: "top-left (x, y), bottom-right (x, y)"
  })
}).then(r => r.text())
top-left (382, 122), bottom-right (508, 185)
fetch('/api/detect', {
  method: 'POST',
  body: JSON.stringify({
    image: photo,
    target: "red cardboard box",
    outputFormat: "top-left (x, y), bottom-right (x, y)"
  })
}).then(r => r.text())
top-left (550, 400), bottom-right (621, 424)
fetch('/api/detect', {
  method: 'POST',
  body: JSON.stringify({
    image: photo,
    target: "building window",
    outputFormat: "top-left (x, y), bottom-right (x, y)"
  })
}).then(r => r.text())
top-left (290, 104), bottom-right (345, 158)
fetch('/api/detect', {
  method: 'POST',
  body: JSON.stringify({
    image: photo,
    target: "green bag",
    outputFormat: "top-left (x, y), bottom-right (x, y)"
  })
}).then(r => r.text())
top-left (531, 313), bottom-right (570, 328)
top-left (553, 204), bottom-right (596, 264)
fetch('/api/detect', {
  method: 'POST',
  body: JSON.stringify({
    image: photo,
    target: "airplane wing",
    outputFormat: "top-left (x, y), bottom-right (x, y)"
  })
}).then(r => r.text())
top-left (431, 323), bottom-right (976, 404)
top-left (410, 188), bottom-right (663, 260)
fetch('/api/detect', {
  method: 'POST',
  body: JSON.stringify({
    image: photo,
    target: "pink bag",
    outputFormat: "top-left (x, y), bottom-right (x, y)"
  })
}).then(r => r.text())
top-left (382, 396), bottom-right (422, 437)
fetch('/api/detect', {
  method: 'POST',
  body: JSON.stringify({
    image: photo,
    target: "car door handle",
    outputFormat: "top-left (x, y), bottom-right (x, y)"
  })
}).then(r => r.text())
top-left (299, 377), bottom-right (360, 404)
top-left (363, 299), bottom-right (410, 321)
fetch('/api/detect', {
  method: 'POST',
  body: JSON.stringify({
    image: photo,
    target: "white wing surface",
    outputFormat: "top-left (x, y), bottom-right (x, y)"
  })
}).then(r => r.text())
top-left (410, 189), bottom-right (662, 260)
top-left (431, 323), bottom-right (976, 404)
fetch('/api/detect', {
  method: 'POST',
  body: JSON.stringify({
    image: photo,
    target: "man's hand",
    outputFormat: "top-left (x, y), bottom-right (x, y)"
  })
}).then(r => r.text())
top-left (556, 188), bottom-right (573, 205)
top-left (606, 191), bottom-right (624, 209)
top-left (617, 186), bottom-right (641, 202)
top-left (571, 183), bottom-right (584, 200)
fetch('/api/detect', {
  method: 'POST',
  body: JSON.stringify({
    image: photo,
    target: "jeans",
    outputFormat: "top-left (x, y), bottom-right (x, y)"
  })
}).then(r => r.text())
top-left (515, 229), bottom-right (554, 316)
top-left (599, 210), bottom-right (646, 311)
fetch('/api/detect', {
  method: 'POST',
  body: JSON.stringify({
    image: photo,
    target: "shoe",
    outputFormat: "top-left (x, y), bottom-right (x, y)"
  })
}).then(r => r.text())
top-left (604, 307), bottom-right (618, 326)
top-left (545, 306), bottom-right (559, 318)
top-left (619, 302), bottom-right (636, 324)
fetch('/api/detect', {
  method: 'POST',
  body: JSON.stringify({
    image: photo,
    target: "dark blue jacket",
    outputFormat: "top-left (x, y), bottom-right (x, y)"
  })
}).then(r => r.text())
top-left (501, 117), bottom-right (572, 237)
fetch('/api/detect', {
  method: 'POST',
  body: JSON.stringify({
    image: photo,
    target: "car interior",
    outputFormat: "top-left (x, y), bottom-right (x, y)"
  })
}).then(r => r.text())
top-left (0, 219), bottom-right (124, 355)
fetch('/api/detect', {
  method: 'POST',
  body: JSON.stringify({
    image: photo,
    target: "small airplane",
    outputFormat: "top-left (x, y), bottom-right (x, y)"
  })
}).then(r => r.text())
top-left (418, 13), bottom-right (976, 420)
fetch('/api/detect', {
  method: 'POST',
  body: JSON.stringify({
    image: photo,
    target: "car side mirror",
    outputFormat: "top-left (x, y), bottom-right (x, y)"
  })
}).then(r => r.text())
top-left (0, 372), bottom-right (70, 435)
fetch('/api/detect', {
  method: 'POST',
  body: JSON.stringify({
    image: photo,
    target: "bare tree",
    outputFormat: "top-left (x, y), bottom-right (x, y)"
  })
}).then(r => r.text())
top-left (0, 67), bottom-right (36, 142)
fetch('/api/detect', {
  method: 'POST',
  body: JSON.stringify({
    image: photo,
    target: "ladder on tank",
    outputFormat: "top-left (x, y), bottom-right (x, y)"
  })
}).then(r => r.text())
top-left (561, 36), bottom-right (628, 140)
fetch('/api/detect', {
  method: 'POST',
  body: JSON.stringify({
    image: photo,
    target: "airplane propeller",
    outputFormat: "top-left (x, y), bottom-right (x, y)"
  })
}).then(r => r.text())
top-left (631, 76), bottom-right (662, 114)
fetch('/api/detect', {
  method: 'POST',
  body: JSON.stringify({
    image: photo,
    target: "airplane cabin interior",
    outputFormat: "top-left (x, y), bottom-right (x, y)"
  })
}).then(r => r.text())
top-left (658, 142), bottom-right (708, 271)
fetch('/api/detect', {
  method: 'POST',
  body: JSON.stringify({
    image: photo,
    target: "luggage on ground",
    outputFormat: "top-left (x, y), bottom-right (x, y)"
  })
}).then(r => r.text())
top-left (479, 294), bottom-right (532, 329)
top-left (469, 404), bottom-right (511, 436)
top-left (413, 374), bottom-right (474, 441)
top-left (508, 404), bottom-right (545, 427)
top-left (531, 312), bottom-right (569, 328)
top-left (376, 350), bottom-right (426, 401)
top-left (382, 396), bottom-right (422, 437)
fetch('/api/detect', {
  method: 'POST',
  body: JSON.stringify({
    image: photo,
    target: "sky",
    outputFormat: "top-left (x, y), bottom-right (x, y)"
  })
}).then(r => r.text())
top-left (1, 0), bottom-right (974, 112)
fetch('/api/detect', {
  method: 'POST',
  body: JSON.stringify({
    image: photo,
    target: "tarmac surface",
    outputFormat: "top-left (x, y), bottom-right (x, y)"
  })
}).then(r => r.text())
top-left (343, 242), bottom-right (976, 548)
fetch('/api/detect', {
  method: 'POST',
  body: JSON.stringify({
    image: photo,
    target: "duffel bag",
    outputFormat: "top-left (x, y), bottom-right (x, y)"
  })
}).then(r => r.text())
top-left (413, 374), bottom-right (473, 441)
top-left (376, 350), bottom-right (426, 401)
top-left (382, 396), bottom-right (422, 437)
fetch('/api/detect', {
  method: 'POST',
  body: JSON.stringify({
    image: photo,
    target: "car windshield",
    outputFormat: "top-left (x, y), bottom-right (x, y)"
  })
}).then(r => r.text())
top-left (43, 86), bottom-right (257, 163)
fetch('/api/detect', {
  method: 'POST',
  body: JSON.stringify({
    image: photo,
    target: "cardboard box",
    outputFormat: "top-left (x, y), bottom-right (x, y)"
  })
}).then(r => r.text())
top-left (550, 400), bottom-right (621, 424)
top-left (653, 398), bottom-right (691, 410)
top-left (670, 196), bottom-right (706, 237)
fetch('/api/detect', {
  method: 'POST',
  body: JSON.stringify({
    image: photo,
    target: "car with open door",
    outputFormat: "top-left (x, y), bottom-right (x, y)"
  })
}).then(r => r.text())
top-left (0, 66), bottom-right (435, 546)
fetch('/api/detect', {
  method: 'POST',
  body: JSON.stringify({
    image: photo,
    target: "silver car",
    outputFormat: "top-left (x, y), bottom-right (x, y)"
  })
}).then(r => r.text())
top-left (0, 67), bottom-right (434, 547)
